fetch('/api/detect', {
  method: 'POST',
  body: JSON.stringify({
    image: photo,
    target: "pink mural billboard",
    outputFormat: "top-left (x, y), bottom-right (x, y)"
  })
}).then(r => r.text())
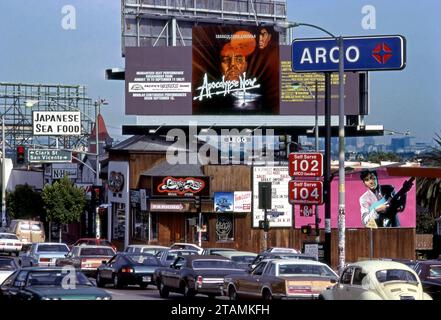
top-left (295, 168), bottom-right (416, 228)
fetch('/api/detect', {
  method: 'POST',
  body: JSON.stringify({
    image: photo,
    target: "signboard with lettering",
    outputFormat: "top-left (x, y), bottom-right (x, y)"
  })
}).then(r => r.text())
top-left (51, 163), bottom-right (78, 179)
top-left (253, 166), bottom-right (292, 228)
top-left (28, 149), bottom-right (72, 163)
top-left (233, 191), bottom-right (252, 213)
top-left (289, 180), bottom-right (323, 205)
top-left (149, 202), bottom-right (188, 212)
top-left (32, 111), bottom-right (81, 136)
top-left (151, 176), bottom-right (211, 197)
top-left (289, 152), bottom-right (323, 178)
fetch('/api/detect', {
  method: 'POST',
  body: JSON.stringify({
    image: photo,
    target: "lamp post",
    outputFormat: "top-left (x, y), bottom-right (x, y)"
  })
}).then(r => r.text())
top-left (281, 21), bottom-right (346, 273)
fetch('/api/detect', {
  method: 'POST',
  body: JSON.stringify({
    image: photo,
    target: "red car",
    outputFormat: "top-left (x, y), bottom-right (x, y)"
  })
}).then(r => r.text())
top-left (72, 238), bottom-right (118, 252)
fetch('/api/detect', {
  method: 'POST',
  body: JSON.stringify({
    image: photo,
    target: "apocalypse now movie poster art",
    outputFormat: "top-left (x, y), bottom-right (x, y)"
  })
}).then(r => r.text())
top-left (192, 26), bottom-right (279, 115)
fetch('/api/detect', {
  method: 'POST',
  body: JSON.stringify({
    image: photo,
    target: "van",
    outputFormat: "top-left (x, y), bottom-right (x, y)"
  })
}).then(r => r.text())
top-left (8, 220), bottom-right (45, 243)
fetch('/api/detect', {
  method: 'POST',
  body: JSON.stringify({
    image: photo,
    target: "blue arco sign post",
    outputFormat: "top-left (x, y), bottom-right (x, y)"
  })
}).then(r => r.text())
top-left (292, 35), bottom-right (406, 72)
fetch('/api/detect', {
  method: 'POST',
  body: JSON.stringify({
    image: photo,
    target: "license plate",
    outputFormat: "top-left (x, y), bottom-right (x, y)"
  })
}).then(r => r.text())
top-left (142, 276), bottom-right (151, 282)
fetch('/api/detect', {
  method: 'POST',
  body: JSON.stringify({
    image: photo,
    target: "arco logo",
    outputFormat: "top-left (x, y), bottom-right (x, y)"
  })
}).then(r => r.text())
top-left (372, 42), bottom-right (392, 64)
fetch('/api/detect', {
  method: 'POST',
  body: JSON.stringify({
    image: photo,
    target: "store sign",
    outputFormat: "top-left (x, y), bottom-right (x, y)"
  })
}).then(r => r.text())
top-left (149, 202), bottom-right (188, 212)
top-left (152, 176), bottom-right (210, 197)
top-left (33, 111), bottom-right (81, 136)
top-left (108, 161), bottom-right (129, 204)
top-left (253, 166), bottom-right (292, 228)
top-left (51, 163), bottom-right (77, 179)
top-left (233, 191), bottom-right (252, 213)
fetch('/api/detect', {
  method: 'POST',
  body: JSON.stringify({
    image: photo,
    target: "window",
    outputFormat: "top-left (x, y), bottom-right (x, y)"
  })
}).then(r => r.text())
top-left (429, 266), bottom-right (441, 278)
top-left (252, 262), bottom-right (267, 276)
top-left (340, 268), bottom-right (354, 284)
top-left (0, 259), bottom-right (17, 270)
top-left (375, 269), bottom-right (418, 283)
top-left (0, 234), bottom-right (19, 240)
top-left (267, 263), bottom-right (276, 276)
top-left (352, 268), bottom-right (367, 286)
top-left (37, 244), bottom-right (69, 253)
top-left (80, 248), bottom-right (115, 256)
top-left (192, 260), bottom-right (238, 269)
top-left (216, 214), bottom-right (234, 242)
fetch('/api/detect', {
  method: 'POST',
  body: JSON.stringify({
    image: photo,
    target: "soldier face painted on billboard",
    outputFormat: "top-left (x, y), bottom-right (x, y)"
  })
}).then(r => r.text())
top-left (192, 26), bottom-right (279, 115)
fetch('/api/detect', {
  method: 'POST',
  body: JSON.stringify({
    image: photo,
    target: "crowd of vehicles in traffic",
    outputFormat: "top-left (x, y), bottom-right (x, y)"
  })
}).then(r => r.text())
top-left (0, 231), bottom-right (440, 301)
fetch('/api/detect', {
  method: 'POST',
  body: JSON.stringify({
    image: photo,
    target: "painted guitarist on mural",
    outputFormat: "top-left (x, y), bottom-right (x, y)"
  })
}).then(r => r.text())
top-left (359, 169), bottom-right (415, 228)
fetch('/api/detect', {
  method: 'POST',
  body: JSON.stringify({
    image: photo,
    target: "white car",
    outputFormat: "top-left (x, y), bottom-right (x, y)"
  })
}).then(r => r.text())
top-left (124, 244), bottom-right (168, 255)
top-left (320, 260), bottom-right (433, 300)
top-left (169, 243), bottom-right (203, 254)
top-left (0, 233), bottom-right (22, 256)
top-left (0, 257), bottom-right (19, 285)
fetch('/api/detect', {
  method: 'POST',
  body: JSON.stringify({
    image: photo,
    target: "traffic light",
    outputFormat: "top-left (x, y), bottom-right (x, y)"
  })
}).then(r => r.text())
top-left (91, 186), bottom-right (103, 206)
top-left (301, 225), bottom-right (312, 235)
top-left (16, 145), bottom-right (25, 164)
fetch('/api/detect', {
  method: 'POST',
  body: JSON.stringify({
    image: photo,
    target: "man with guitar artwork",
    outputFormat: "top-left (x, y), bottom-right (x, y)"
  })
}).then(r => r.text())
top-left (359, 169), bottom-right (415, 227)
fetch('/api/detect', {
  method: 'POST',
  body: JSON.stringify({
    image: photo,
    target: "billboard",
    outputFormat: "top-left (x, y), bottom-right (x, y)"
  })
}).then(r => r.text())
top-left (32, 111), bottom-right (81, 136)
top-left (125, 45), bottom-right (361, 116)
top-left (294, 168), bottom-right (416, 228)
top-left (253, 166), bottom-right (292, 228)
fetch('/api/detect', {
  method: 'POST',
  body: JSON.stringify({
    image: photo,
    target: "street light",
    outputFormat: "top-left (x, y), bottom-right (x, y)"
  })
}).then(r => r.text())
top-left (279, 21), bottom-right (346, 274)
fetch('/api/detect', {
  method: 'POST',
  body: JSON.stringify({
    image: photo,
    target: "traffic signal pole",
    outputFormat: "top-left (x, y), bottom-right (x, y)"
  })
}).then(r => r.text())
top-left (324, 72), bottom-right (332, 267)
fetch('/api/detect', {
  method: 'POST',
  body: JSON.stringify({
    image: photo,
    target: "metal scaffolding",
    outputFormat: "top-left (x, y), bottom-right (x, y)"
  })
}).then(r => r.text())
top-left (0, 82), bottom-right (94, 154)
top-left (121, 0), bottom-right (287, 53)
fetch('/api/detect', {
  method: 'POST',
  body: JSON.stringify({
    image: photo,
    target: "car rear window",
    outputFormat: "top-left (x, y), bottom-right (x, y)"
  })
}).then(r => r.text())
top-left (37, 244), bottom-right (69, 253)
top-left (375, 269), bottom-right (418, 283)
top-left (192, 260), bottom-right (239, 269)
top-left (80, 248), bottom-right (115, 256)
top-left (127, 255), bottom-right (160, 266)
top-left (231, 256), bottom-right (255, 263)
top-left (27, 271), bottom-right (92, 286)
top-left (0, 234), bottom-right (19, 240)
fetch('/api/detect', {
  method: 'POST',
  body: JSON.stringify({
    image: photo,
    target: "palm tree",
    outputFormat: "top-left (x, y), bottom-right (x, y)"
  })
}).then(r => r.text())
top-left (417, 133), bottom-right (441, 218)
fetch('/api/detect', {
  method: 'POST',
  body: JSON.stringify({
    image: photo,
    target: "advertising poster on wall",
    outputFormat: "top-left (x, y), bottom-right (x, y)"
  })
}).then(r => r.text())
top-left (253, 166), bottom-right (292, 228)
top-left (294, 168), bottom-right (416, 228)
top-left (214, 192), bottom-right (234, 212)
top-left (192, 26), bottom-right (279, 115)
top-left (233, 191), bottom-right (252, 213)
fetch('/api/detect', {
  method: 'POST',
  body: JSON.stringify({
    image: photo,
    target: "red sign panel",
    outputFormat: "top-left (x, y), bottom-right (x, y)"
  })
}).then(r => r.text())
top-left (299, 205), bottom-right (314, 217)
top-left (289, 180), bottom-right (323, 205)
top-left (289, 152), bottom-right (323, 178)
top-left (151, 176), bottom-right (210, 197)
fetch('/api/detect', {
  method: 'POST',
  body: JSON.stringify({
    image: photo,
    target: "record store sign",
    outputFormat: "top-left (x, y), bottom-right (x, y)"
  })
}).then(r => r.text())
top-left (33, 111), bottom-right (81, 136)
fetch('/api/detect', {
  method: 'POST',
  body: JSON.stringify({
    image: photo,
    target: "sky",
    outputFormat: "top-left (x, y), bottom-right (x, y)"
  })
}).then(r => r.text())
top-left (0, 0), bottom-right (439, 144)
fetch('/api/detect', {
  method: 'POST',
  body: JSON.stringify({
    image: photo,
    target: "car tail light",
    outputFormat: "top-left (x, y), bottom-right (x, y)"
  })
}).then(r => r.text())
top-left (39, 258), bottom-right (51, 262)
top-left (121, 267), bottom-right (134, 273)
top-left (14, 243), bottom-right (22, 247)
top-left (196, 276), bottom-right (203, 288)
top-left (0, 242), bottom-right (5, 246)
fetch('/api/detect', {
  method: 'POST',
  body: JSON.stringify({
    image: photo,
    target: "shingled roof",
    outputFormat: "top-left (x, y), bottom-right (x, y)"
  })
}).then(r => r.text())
top-left (141, 161), bottom-right (205, 177)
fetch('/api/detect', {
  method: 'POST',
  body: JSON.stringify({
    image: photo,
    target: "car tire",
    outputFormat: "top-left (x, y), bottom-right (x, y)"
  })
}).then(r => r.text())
top-left (96, 273), bottom-right (104, 288)
top-left (183, 282), bottom-right (195, 298)
top-left (140, 283), bottom-right (148, 289)
top-left (228, 286), bottom-right (238, 301)
top-left (262, 289), bottom-right (273, 301)
top-left (113, 274), bottom-right (123, 289)
top-left (158, 281), bottom-right (170, 298)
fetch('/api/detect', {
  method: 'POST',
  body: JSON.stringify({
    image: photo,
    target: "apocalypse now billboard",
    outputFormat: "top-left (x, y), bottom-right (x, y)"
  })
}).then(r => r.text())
top-left (125, 27), bottom-right (360, 116)
top-left (295, 168), bottom-right (416, 228)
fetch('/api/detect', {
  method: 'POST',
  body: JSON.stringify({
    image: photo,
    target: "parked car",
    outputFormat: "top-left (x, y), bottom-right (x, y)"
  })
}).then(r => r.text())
top-left (413, 259), bottom-right (441, 300)
top-left (19, 242), bottom-right (70, 267)
top-left (56, 245), bottom-right (116, 277)
top-left (156, 249), bottom-right (199, 267)
top-left (202, 248), bottom-right (237, 255)
top-left (264, 247), bottom-right (300, 254)
top-left (0, 233), bottom-right (22, 256)
top-left (8, 220), bottom-right (45, 244)
top-left (250, 252), bottom-right (317, 269)
top-left (215, 251), bottom-right (257, 270)
top-left (320, 260), bottom-right (432, 300)
top-left (125, 244), bottom-right (168, 255)
top-left (155, 255), bottom-right (247, 298)
top-left (96, 252), bottom-right (161, 289)
top-left (71, 238), bottom-right (118, 252)
top-left (169, 243), bottom-right (203, 254)
top-left (223, 259), bottom-right (338, 300)
top-left (0, 267), bottom-right (111, 300)
top-left (0, 257), bottom-right (19, 285)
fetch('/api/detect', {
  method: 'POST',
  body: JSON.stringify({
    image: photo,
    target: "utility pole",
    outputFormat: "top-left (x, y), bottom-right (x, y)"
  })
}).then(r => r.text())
top-left (314, 80), bottom-right (320, 243)
top-left (1, 116), bottom-right (6, 228)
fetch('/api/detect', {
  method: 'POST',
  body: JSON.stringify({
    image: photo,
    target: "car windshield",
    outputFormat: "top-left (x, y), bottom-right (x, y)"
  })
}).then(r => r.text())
top-left (127, 255), bottom-right (160, 266)
top-left (37, 245), bottom-right (69, 253)
top-left (0, 259), bottom-right (17, 270)
top-left (0, 234), bottom-right (18, 240)
top-left (80, 248), bottom-right (114, 256)
top-left (231, 256), bottom-right (256, 263)
top-left (27, 270), bottom-right (92, 286)
top-left (278, 264), bottom-right (336, 277)
top-left (429, 266), bottom-right (441, 278)
top-left (375, 269), bottom-right (418, 283)
top-left (192, 260), bottom-right (239, 269)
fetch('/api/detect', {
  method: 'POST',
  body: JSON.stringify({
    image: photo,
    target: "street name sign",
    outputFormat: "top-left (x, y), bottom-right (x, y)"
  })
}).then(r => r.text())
top-left (289, 152), bottom-right (323, 178)
top-left (289, 180), bottom-right (323, 205)
top-left (292, 35), bottom-right (406, 72)
top-left (28, 149), bottom-right (72, 163)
